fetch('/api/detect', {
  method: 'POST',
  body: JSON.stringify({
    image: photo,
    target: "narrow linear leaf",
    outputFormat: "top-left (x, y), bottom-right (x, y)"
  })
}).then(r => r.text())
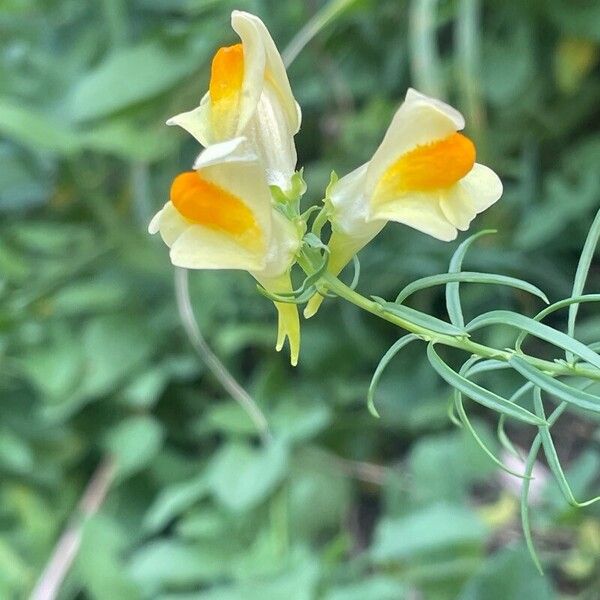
top-left (396, 271), bottom-right (548, 304)
top-left (521, 434), bottom-right (545, 575)
top-left (426, 344), bottom-right (545, 425)
top-left (256, 284), bottom-right (316, 305)
top-left (454, 389), bottom-right (529, 479)
top-left (497, 415), bottom-right (520, 459)
top-left (367, 335), bottom-right (420, 417)
top-left (510, 355), bottom-right (600, 413)
top-left (446, 230), bottom-right (496, 327)
top-left (464, 359), bottom-right (510, 377)
top-left (349, 254), bottom-right (361, 290)
top-left (447, 397), bottom-right (463, 428)
top-left (567, 208), bottom-right (600, 361)
top-left (372, 297), bottom-right (467, 337)
top-left (497, 382), bottom-right (534, 459)
top-left (282, 0), bottom-right (359, 66)
top-left (532, 388), bottom-right (600, 508)
top-left (521, 402), bottom-right (568, 575)
top-left (516, 294), bottom-right (600, 351)
top-left (458, 357), bottom-right (530, 478)
top-left (467, 310), bottom-right (600, 369)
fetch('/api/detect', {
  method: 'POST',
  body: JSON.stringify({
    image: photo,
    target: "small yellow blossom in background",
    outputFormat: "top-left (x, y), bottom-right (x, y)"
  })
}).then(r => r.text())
top-left (305, 88), bottom-right (503, 317)
top-left (554, 37), bottom-right (599, 94)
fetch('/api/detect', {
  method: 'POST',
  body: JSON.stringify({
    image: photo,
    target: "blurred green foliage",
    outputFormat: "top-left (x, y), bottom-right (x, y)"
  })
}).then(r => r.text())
top-left (1, 0), bottom-right (600, 598)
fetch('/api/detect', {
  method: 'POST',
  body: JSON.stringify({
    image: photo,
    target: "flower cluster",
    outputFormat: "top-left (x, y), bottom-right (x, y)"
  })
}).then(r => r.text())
top-left (149, 10), bottom-right (503, 365)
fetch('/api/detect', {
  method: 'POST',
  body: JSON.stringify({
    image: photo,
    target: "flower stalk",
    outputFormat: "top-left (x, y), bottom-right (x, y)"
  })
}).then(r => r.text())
top-left (318, 272), bottom-right (600, 383)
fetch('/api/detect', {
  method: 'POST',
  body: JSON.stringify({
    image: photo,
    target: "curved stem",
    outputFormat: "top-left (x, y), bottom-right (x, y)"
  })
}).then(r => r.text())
top-left (322, 273), bottom-right (600, 381)
top-left (175, 268), bottom-right (271, 444)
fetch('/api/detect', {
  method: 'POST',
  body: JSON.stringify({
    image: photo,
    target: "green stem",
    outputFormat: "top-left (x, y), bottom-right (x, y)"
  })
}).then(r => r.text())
top-left (322, 273), bottom-right (600, 382)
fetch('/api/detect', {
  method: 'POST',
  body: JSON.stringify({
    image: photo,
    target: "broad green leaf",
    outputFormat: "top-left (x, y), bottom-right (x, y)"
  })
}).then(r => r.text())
top-left (409, 428), bottom-right (497, 504)
top-left (82, 120), bottom-right (178, 162)
top-left (510, 356), bottom-right (600, 413)
top-left (128, 540), bottom-right (232, 590)
top-left (76, 515), bottom-right (141, 600)
top-left (467, 310), bottom-right (600, 369)
top-left (427, 345), bottom-right (544, 425)
top-left (371, 503), bottom-right (487, 562)
top-left (0, 98), bottom-right (79, 154)
top-left (143, 475), bottom-right (210, 534)
top-left (271, 398), bottom-right (331, 443)
top-left (104, 415), bottom-right (164, 479)
top-left (80, 315), bottom-right (156, 399)
top-left (446, 230), bottom-right (496, 327)
top-left (68, 40), bottom-right (210, 122)
top-left (325, 576), bottom-right (407, 600)
top-left (459, 545), bottom-right (555, 600)
top-left (373, 297), bottom-right (467, 336)
top-left (289, 450), bottom-right (350, 541)
top-left (0, 430), bottom-right (34, 474)
top-left (396, 271), bottom-right (548, 305)
top-left (208, 440), bottom-right (288, 512)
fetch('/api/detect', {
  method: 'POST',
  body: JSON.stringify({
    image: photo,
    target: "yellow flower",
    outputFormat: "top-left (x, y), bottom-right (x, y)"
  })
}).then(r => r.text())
top-left (149, 138), bottom-right (302, 365)
top-left (305, 88), bottom-right (503, 317)
top-left (166, 10), bottom-right (301, 191)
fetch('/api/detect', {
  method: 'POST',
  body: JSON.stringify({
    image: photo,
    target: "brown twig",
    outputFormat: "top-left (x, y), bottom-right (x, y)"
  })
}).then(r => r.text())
top-left (30, 457), bottom-right (117, 600)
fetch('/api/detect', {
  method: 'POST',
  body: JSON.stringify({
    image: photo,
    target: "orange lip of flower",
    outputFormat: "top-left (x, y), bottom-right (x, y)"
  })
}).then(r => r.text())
top-left (375, 132), bottom-right (476, 199)
top-left (209, 43), bottom-right (245, 103)
top-left (208, 43), bottom-right (245, 139)
top-left (170, 171), bottom-right (263, 252)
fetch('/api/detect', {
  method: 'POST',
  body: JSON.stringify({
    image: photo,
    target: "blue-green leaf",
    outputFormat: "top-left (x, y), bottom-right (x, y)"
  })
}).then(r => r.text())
top-left (532, 387), bottom-right (600, 508)
top-left (372, 297), bottom-right (467, 337)
top-left (521, 402), bottom-right (567, 575)
top-left (454, 389), bottom-right (529, 479)
top-left (516, 294), bottom-right (600, 351)
top-left (426, 345), bottom-right (545, 425)
top-left (396, 271), bottom-right (548, 304)
top-left (446, 230), bottom-right (496, 327)
top-left (509, 355), bottom-right (600, 413)
top-left (467, 310), bottom-right (600, 369)
top-left (367, 334), bottom-right (420, 417)
top-left (567, 209), bottom-right (600, 361)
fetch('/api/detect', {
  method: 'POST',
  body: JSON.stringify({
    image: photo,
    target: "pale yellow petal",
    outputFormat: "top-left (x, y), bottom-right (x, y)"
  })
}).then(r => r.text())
top-left (438, 186), bottom-right (475, 231)
top-left (229, 11), bottom-right (268, 134)
top-left (170, 225), bottom-right (266, 271)
top-left (328, 163), bottom-right (387, 243)
top-left (253, 271), bottom-right (300, 366)
top-left (166, 92), bottom-right (212, 146)
top-left (370, 192), bottom-right (458, 241)
top-left (458, 163), bottom-right (503, 212)
top-left (232, 10), bottom-right (300, 134)
top-left (243, 82), bottom-right (298, 189)
top-left (148, 201), bottom-right (189, 246)
top-left (439, 163), bottom-right (503, 231)
top-left (259, 210), bottom-right (301, 279)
